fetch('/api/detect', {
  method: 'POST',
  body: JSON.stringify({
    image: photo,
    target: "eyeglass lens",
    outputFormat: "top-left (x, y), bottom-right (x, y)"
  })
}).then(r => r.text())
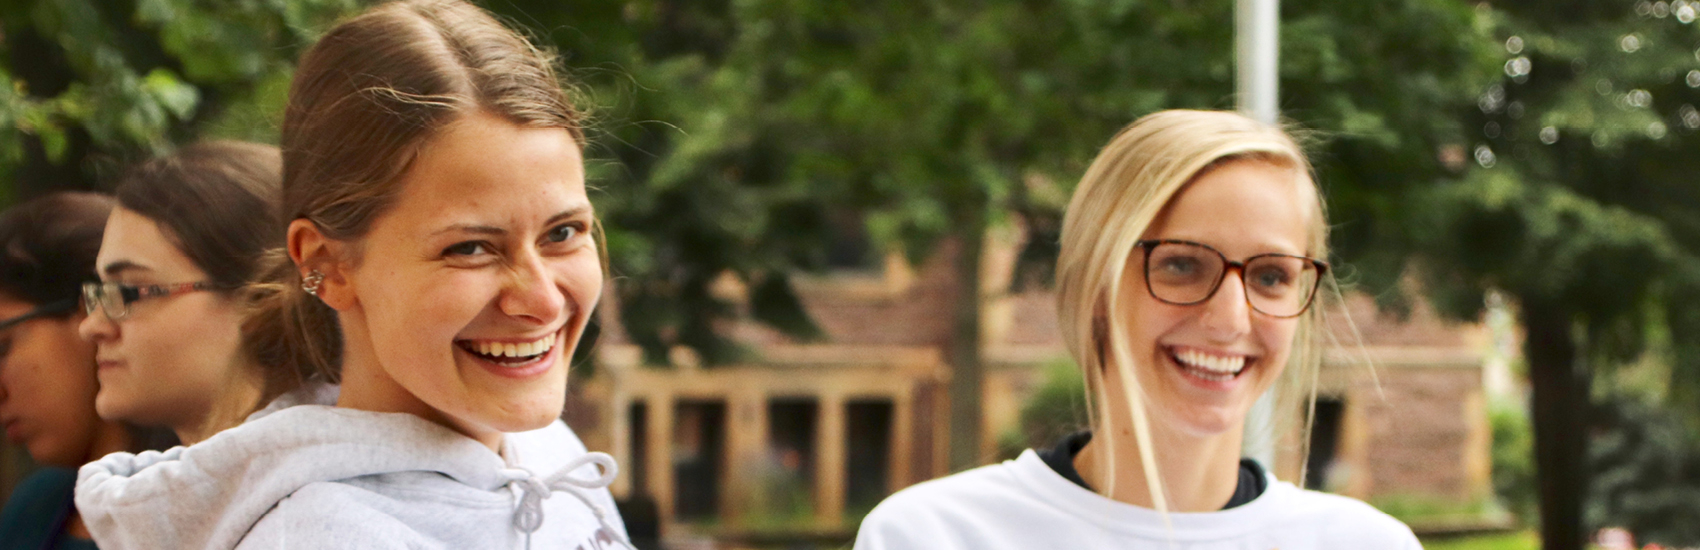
top-left (1145, 242), bottom-right (1320, 317)
top-left (82, 282), bottom-right (133, 320)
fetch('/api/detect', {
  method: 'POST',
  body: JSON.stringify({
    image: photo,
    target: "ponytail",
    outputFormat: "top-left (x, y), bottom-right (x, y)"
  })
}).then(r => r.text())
top-left (242, 248), bottom-right (343, 402)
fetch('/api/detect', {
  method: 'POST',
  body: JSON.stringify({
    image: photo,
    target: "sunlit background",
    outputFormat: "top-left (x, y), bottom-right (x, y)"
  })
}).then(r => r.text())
top-left (3, 1), bottom-right (1699, 549)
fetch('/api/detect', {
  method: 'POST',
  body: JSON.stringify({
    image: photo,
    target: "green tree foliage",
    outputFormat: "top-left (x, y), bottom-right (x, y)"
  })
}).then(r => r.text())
top-left (1492, 397), bottom-right (1539, 527)
top-left (1395, 2), bottom-right (1700, 548)
top-left (10, 4), bottom-right (1695, 543)
top-left (1014, 359), bottom-right (1089, 451)
top-left (1589, 395), bottom-right (1700, 546)
top-left (0, 0), bottom-right (356, 202)
top-left (497, 0), bottom-right (1497, 469)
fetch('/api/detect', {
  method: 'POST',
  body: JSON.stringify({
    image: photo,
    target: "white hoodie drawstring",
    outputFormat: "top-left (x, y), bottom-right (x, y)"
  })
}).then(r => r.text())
top-left (506, 451), bottom-right (635, 550)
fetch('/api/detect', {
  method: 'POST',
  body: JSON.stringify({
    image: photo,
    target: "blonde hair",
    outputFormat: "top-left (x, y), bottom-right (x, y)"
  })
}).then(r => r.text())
top-left (1054, 109), bottom-right (1330, 514)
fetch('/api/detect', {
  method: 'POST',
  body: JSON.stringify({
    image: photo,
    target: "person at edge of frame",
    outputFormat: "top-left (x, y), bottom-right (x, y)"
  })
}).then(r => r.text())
top-left (0, 192), bottom-right (176, 550)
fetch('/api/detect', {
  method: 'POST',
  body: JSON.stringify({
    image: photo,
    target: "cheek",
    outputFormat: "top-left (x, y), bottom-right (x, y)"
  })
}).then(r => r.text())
top-left (1, 353), bottom-right (56, 407)
top-left (1254, 318), bottom-right (1301, 373)
top-left (147, 298), bottom-right (245, 374)
top-left (40, 334), bottom-right (100, 398)
top-left (13, 339), bottom-right (100, 434)
top-left (113, 318), bottom-right (167, 375)
top-left (358, 266), bottom-right (492, 350)
top-left (557, 255), bottom-right (604, 312)
top-left (1122, 295), bottom-right (1186, 357)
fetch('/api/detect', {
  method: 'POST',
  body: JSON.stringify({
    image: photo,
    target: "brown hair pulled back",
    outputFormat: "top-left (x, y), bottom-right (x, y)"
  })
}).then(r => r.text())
top-left (244, 0), bottom-right (584, 392)
top-left (114, 141), bottom-right (284, 292)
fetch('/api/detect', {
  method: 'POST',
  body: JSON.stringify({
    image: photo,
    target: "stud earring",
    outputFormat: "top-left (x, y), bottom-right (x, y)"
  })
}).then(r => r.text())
top-left (301, 270), bottom-right (325, 296)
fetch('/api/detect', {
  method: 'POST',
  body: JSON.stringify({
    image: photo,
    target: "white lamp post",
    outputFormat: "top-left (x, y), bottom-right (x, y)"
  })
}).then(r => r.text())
top-left (1237, 0), bottom-right (1280, 470)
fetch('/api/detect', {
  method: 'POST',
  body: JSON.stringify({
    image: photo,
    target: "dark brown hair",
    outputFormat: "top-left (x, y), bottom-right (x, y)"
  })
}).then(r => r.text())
top-left (0, 192), bottom-right (181, 453)
top-left (244, 0), bottom-right (584, 390)
top-left (114, 141), bottom-right (284, 292)
top-left (0, 192), bottom-right (114, 310)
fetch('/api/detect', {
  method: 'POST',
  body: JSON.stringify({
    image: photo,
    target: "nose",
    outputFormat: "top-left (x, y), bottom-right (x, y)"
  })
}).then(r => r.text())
top-left (1197, 266), bottom-right (1253, 341)
top-left (77, 309), bottom-right (117, 343)
top-left (498, 249), bottom-right (567, 326)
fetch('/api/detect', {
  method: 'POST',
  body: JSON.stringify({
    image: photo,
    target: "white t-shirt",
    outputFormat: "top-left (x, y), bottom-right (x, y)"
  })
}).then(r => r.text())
top-left (855, 449), bottom-right (1421, 550)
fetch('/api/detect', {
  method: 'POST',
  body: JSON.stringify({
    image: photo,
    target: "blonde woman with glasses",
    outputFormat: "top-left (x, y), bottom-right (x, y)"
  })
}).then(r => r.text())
top-left (855, 110), bottom-right (1420, 549)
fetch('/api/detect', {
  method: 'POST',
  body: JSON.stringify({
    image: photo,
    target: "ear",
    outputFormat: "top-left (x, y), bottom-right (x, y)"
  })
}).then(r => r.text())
top-left (286, 218), bottom-right (357, 312)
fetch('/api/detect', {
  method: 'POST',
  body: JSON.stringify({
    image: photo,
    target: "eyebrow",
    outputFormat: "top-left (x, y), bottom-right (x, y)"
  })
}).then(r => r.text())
top-left (429, 205), bottom-right (594, 238)
top-left (100, 260), bottom-right (152, 278)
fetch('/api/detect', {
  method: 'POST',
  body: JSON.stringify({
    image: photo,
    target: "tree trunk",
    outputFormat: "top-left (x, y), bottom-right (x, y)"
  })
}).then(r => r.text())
top-left (1522, 295), bottom-right (1588, 550)
top-left (947, 211), bottom-right (987, 471)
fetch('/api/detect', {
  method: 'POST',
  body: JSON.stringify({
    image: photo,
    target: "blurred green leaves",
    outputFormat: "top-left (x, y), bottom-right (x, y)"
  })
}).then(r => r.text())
top-left (0, 0), bottom-right (356, 198)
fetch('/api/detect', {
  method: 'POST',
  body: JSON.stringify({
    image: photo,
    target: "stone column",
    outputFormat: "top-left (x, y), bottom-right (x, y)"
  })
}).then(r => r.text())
top-left (891, 389), bottom-right (913, 491)
top-left (724, 387), bottom-right (768, 525)
top-left (645, 393), bottom-right (675, 525)
top-left (609, 374), bottom-right (631, 497)
top-left (815, 392), bottom-right (847, 527)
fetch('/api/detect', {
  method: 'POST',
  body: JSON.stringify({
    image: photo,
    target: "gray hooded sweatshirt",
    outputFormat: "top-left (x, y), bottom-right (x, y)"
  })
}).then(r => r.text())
top-left (75, 386), bottom-right (629, 550)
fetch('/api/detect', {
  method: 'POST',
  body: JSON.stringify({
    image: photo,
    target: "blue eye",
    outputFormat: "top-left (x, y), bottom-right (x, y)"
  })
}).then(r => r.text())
top-left (1159, 257), bottom-right (1200, 276)
top-left (444, 241), bottom-right (490, 257)
top-left (546, 224), bottom-right (579, 243)
top-left (1251, 266), bottom-right (1292, 288)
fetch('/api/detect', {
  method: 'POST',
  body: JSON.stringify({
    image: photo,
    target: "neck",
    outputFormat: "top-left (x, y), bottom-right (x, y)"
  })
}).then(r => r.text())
top-left (68, 421), bottom-right (133, 541)
top-left (175, 362), bottom-right (264, 445)
top-left (334, 312), bottom-right (504, 453)
top-left (64, 512), bottom-right (92, 540)
top-left (85, 419), bottom-right (133, 461)
top-left (1074, 407), bottom-right (1245, 512)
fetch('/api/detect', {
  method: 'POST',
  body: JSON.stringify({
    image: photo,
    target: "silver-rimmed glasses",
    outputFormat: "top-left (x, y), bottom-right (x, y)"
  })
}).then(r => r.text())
top-left (81, 281), bottom-right (221, 321)
top-left (1135, 239), bottom-right (1328, 318)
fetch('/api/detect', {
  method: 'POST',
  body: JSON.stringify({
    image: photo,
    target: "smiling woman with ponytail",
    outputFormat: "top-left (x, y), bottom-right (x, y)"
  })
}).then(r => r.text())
top-left (73, 2), bottom-right (631, 548)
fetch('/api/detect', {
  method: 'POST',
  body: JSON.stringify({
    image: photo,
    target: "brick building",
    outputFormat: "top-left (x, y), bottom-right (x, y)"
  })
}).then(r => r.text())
top-left (574, 230), bottom-right (1502, 538)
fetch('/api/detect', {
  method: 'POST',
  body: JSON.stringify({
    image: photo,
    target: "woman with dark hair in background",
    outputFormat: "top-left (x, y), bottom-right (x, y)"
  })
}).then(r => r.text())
top-left (75, 1), bottom-right (629, 548)
top-left (77, 141), bottom-right (283, 445)
top-left (0, 192), bottom-right (171, 550)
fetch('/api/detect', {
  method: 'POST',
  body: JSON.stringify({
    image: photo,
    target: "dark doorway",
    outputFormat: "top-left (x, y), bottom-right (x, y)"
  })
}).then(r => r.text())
top-left (673, 400), bottom-right (725, 520)
top-left (768, 399), bottom-right (819, 490)
top-left (628, 401), bottom-right (648, 494)
top-left (1305, 397), bottom-right (1345, 491)
top-left (846, 399), bottom-right (894, 515)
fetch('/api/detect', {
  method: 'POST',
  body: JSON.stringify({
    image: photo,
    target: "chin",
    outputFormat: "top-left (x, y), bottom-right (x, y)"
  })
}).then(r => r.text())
top-left (477, 411), bottom-right (559, 435)
top-left (1159, 405), bottom-right (1248, 438)
top-left (478, 389), bottom-right (567, 433)
top-left (30, 442), bottom-right (81, 468)
top-left (92, 393), bottom-right (125, 423)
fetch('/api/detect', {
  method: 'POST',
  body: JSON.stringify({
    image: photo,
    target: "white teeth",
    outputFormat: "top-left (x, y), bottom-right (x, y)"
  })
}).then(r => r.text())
top-left (468, 335), bottom-right (556, 359)
top-left (1174, 349), bottom-right (1247, 375)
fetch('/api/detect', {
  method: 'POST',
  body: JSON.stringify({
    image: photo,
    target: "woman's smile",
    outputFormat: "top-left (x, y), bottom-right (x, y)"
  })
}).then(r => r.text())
top-left (1165, 345), bottom-right (1256, 386)
top-left (454, 329), bottom-right (564, 379)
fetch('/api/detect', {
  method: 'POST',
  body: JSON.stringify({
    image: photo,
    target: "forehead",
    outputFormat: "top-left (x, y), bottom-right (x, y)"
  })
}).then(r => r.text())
top-left (378, 113), bottom-right (588, 228)
top-left (97, 207), bottom-right (207, 280)
top-left (1144, 159), bottom-right (1317, 258)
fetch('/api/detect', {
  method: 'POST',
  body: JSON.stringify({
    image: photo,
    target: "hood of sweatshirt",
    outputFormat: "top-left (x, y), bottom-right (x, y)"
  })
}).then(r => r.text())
top-left (75, 395), bottom-right (622, 550)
